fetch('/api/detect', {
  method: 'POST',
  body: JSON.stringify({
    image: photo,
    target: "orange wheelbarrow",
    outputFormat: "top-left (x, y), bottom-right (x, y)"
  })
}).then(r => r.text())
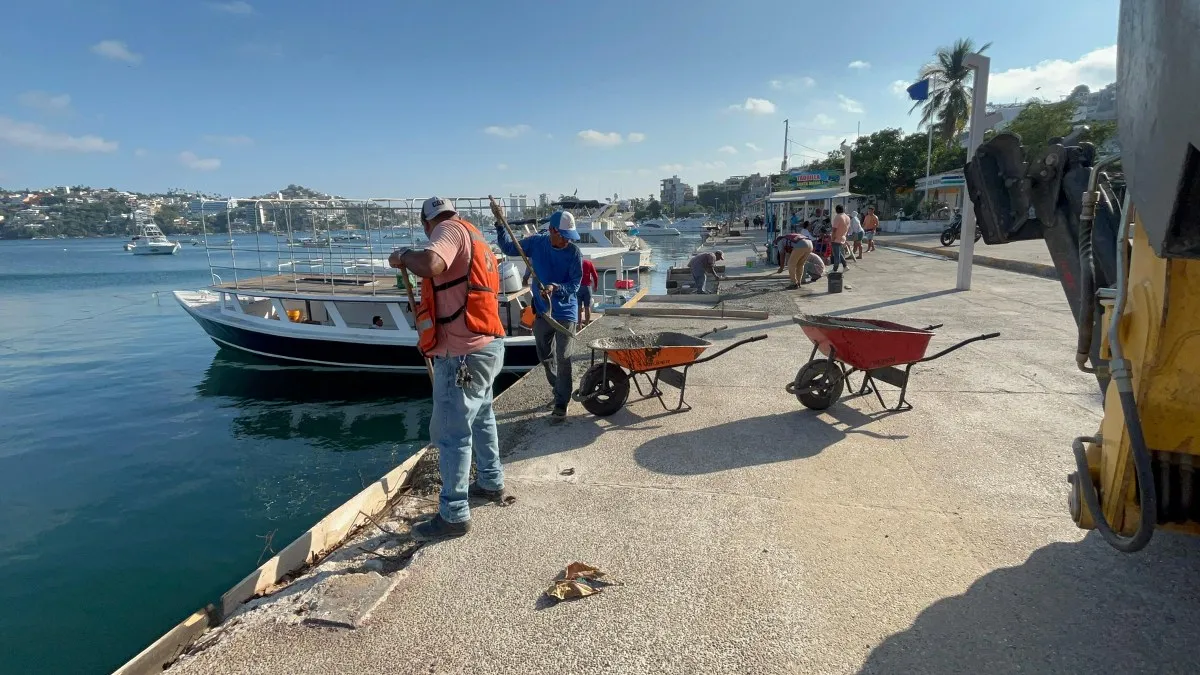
top-left (574, 326), bottom-right (768, 416)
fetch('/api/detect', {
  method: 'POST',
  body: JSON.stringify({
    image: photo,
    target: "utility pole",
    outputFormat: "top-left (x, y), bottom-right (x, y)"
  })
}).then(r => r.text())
top-left (781, 119), bottom-right (789, 172)
top-left (957, 52), bottom-right (1003, 291)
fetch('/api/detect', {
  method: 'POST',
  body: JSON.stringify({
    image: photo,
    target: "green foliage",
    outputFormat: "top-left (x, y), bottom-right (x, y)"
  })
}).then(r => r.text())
top-left (912, 38), bottom-right (991, 145)
top-left (154, 205), bottom-right (185, 233)
top-left (634, 198), bottom-right (663, 221)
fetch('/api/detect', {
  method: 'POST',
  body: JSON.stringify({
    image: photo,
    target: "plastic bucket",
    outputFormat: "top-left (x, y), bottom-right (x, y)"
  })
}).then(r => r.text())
top-left (499, 262), bottom-right (522, 293)
top-left (827, 271), bottom-right (844, 294)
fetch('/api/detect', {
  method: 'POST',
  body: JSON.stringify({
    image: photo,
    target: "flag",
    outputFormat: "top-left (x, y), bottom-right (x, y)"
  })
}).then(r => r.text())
top-left (907, 78), bottom-right (930, 101)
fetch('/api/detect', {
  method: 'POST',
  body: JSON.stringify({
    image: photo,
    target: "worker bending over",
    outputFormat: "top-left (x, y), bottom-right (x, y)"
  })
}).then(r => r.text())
top-left (496, 210), bottom-right (582, 418)
top-left (688, 250), bottom-right (724, 294)
top-left (388, 197), bottom-right (507, 542)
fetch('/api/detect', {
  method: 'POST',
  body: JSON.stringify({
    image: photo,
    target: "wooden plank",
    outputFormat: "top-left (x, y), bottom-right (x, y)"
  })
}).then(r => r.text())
top-left (220, 447), bottom-right (428, 617)
top-left (621, 286), bottom-right (649, 308)
top-left (604, 306), bottom-right (769, 320)
top-left (112, 609), bottom-right (211, 675)
top-left (114, 446), bottom-right (429, 675)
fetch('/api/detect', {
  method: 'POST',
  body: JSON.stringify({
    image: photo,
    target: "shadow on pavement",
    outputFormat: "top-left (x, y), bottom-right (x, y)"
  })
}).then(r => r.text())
top-left (632, 410), bottom-right (901, 476)
top-left (824, 289), bottom-right (963, 317)
top-left (859, 531), bottom-right (1200, 674)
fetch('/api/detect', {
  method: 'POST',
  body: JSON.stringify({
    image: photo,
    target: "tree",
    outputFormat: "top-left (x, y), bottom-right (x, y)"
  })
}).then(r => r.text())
top-left (911, 38), bottom-right (992, 145)
top-left (1067, 84), bottom-right (1091, 104)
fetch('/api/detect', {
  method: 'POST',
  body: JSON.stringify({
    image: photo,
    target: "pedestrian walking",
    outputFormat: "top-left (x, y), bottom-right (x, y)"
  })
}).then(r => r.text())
top-left (830, 205), bottom-right (850, 272)
top-left (863, 206), bottom-right (879, 252)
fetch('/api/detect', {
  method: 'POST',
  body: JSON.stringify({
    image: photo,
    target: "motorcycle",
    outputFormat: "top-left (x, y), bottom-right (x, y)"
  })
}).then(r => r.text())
top-left (939, 211), bottom-right (981, 247)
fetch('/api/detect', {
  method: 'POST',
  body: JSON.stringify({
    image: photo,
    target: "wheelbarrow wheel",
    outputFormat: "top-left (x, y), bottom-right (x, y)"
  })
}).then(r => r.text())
top-left (792, 359), bottom-right (844, 410)
top-left (578, 363), bottom-right (630, 417)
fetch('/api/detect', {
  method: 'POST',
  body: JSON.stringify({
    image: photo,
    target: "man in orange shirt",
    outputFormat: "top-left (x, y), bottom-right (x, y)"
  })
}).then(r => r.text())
top-left (863, 205), bottom-right (880, 253)
top-left (830, 204), bottom-right (850, 272)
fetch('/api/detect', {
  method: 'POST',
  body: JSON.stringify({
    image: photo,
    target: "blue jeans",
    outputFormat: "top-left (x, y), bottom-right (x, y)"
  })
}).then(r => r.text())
top-left (430, 339), bottom-right (505, 523)
top-left (692, 270), bottom-right (707, 294)
top-left (830, 242), bottom-right (845, 271)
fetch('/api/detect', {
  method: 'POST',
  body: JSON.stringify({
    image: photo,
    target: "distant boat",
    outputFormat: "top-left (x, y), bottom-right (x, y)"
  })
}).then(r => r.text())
top-left (128, 215), bottom-right (181, 255)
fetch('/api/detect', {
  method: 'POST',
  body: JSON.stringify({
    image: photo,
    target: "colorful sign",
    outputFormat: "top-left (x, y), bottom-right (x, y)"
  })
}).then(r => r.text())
top-left (774, 169), bottom-right (842, 191)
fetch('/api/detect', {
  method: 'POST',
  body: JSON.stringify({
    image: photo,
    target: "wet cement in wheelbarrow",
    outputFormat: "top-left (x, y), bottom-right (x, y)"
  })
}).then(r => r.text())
top-left (590, 333), bottom-right (711, 350)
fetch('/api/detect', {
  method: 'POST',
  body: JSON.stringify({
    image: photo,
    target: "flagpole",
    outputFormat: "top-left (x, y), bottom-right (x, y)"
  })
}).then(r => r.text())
top-left (924, 123), bottom-right (933, 207)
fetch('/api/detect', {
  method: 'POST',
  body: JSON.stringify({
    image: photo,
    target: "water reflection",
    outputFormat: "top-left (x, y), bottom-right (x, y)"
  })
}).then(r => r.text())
top-left (197, 352), bottom-right (432, 451)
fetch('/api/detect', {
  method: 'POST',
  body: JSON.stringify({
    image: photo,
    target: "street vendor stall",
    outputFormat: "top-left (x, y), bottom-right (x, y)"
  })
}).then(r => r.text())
top-left (764, 187), bottom-right (864, 265)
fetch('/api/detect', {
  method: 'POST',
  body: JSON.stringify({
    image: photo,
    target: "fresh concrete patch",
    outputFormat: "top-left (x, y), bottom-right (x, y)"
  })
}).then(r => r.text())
top-left (301, 571), bottom-right (398, 629)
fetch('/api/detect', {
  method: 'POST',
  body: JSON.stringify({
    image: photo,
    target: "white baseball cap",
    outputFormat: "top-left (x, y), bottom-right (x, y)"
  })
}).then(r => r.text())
top-left (548, 211), bottom-right (580, 240)
top-left (421, 196), bottom-right (456, 221)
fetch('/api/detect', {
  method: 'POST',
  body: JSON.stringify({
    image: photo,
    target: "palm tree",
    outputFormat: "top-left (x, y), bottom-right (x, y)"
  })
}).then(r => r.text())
top-left (911, 38), bottom-right (992, 144)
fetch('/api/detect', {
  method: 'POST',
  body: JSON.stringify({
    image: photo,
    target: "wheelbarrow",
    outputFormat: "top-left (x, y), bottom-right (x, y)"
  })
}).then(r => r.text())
top-left (786, 314), bottom-right (1000, 411)
top-left (574, 326), bottom-right (768, 416)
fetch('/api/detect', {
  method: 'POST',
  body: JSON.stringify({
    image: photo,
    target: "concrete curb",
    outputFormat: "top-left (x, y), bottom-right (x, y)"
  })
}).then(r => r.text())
top-left (881, 240), bottom-right (1058, 279)
top-left (114, 447), bottom-right (429, 675)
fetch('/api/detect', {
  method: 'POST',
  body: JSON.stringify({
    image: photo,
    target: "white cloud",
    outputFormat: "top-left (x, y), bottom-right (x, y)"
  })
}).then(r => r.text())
top-left (179, 151), bottom-right (221, 171)
top-left (729, 97), bottom-right (776, 115)
top-left (17, 91), bottom-right (71, 114)
top-left (206, 1), bottom-right (254, 13)
top-left (848, 60), bottom-right (871, 70)
top-left (769, 76), bottom-right (816, 91)
top-left (578, 129), bottom-right (624, 147)
top-left (483, 124), bottom-right (531, 138)
top-left (745, 142), bottom-right (762, 152)
top-left (751, 157), bottom-right (784, 174)
top-left (890, 80), bottom-right (911, 100)
top-left (626, 132), bottom-right (646, 143)
top-left (659, 163), bottom-right (684, 173)
top-left (0, 117), bottom-right (117, 152)
top-left (837, 94), bottom-right (864, 114)
top-left (811, 113), bottom-right (836, 127)
top-left (717, 145), bottom-right (738, 155)
top-left (658, 160), bottom-right (726, 173)
top-left (803, 135), bottom-right (846, 154)
top-left (202, 134), bottom-right (254, 146)
top-left (134, 148), bottom-right (148, 157)
top-left (91, 40), bottom-right (142, 64)
top-left (496, 163), bottom-right (508, 170)
top-left (989, 45), bottom-right (1117, 102)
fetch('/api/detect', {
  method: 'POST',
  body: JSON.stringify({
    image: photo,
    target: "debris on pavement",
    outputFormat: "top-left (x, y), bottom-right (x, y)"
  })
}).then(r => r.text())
top-left (560, 467), bottom-right (576, 476)
top-left (543, 562), bottom-right (619, 602)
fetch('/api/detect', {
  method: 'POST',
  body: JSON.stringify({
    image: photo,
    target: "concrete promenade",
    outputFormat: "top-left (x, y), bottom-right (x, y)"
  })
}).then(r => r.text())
top-left (878, 232), bottom-right (1058, 278)
top-left (168, 246), bottom-right (1200, 674)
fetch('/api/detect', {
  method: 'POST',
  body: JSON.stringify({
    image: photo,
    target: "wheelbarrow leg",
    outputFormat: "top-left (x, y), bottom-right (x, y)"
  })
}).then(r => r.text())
top-left (893, 364), bottom-right (916, 411)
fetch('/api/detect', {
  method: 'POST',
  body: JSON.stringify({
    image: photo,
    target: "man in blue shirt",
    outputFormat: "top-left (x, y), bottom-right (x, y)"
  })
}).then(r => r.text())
top-left (495, 210), bottom-right (583, 417)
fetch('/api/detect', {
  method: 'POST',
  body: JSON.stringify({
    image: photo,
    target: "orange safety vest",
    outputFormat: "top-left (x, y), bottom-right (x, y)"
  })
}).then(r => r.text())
top-left (415, 218), bottom-right (506, 356)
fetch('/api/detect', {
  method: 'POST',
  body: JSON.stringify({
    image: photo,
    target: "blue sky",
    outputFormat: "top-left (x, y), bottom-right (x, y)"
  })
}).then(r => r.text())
top-left (1, 0), bottom-right (1119, 200)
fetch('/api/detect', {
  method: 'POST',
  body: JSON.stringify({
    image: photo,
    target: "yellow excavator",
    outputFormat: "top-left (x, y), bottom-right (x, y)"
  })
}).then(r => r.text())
top-left (965, 1), bottom-right (1200, 552)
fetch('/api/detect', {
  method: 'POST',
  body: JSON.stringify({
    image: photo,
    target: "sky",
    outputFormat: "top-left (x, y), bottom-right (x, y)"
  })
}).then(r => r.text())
top-left (0, 0), bottom-right (1121, 200)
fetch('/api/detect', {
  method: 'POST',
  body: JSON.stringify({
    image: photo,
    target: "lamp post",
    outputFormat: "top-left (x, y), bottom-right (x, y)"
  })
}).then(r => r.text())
top-left (956, 52), bottom-right (1003, 291)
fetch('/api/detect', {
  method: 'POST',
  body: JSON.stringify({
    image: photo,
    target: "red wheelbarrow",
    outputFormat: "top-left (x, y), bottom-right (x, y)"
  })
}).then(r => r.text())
top-left (786, 314), bottom-right (999, 411)
top-left (574, 326), bottom-right (768, 416)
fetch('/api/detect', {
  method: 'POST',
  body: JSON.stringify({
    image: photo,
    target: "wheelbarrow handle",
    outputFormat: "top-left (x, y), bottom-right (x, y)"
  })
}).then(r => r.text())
top-left (691, 334), bottom-right (768, 365)
top-left (922, 323), bottom-right (945, 331)
top-left (917, 332), bottom-right (1000, 363)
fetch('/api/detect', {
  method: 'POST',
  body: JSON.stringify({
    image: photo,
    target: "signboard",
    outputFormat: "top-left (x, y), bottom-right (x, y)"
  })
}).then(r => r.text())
top-left (773, 169), bottom-right (842, 191)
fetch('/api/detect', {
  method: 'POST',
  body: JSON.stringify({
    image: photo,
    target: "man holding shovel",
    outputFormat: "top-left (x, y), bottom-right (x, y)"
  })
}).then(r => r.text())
top-left (495, 210), bottom-right (582, 418)
top-left (388, 197), bottom-right (507, 542)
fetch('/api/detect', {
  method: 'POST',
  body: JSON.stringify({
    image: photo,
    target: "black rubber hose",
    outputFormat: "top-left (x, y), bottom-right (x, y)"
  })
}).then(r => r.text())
top-left (1075, 195), bottom-right (1097, 371)
top-left (1073, 403), bottom-right (1157, 552)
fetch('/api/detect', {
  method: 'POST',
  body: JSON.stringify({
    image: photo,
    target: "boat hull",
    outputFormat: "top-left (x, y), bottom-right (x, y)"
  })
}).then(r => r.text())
top-left (176, 293), bottom-right (540, 373)
top-left (132, 243), bottom-right (181, 255)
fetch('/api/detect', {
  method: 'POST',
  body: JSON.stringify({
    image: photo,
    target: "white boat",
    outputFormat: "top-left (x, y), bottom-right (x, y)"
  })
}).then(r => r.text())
top-left (554, 200), bottom-right (652, 271)
top-left (669, 215), bottom-right (713, 234)
top-left (128, 214), bottom-right (181, 255)
top-left (174, 196), bottom-right (541, 375)
top-left (633, 220), bottom-right (681, 237)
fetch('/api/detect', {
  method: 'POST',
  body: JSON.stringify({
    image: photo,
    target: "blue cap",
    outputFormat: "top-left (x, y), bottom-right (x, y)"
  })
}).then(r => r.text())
top-left (548, 211), bottom-right (580, 240)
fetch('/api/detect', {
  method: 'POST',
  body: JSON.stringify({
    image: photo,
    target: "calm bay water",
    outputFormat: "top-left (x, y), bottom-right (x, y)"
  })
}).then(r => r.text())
top-left (0, 232), bottom-right (701, 674)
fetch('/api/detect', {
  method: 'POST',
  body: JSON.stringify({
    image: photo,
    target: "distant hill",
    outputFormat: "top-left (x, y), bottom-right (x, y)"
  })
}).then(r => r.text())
top-left (254, 184), bottom-right (337, 201)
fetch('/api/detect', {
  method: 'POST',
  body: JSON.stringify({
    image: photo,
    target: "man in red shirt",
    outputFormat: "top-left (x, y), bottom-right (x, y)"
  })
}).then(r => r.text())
top-left (579, 257), bottom-right (599, 325)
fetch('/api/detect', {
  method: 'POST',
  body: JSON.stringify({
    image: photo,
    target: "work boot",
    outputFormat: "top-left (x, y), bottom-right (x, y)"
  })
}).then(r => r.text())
top-left (468, 482), bottom-right (506, 503)
top-left (411, 514), bottom-right (470, 542)
top-left (552, 404), bottom-right (568, 418)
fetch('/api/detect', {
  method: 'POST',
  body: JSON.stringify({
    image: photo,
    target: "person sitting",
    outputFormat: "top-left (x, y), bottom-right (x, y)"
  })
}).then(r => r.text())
top-left (370, 315), bottom-right (384, 329)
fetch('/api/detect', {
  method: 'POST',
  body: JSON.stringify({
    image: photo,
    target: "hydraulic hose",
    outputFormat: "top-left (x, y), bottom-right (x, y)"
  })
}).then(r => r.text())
top-left (1075, 153), bottom-right (1122, 374)
top-left (1073, 199), bottom-right (1156, 552)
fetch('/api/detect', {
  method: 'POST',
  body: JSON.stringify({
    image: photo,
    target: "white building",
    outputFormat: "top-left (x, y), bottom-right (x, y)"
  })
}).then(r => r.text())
top-left (508, 194), bottom-right (529, 216)
top-left (660, 175), bottom-right (692, 207)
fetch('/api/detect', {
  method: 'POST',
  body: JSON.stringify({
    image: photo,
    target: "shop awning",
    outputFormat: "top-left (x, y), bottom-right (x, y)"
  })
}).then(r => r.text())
top-left (765, 188), bottom-right (862, 204)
